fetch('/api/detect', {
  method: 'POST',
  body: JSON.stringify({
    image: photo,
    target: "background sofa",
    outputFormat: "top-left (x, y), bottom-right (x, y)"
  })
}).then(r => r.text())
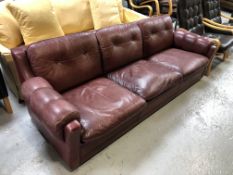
top-left (12, 15), bottom-right (217, 170)
top-left (0, 0), bottom-right (147, 100)
top-left (177, 0), bottom-right (233, 65)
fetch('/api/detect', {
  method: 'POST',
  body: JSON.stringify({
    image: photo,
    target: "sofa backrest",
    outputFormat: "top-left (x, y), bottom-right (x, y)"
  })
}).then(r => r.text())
top-left (26, 31), bottom-right (103, 92)
top-left (177, 0), bottom-right (205, 35)
top-left (202, 0), bottom-right (222, 24)
top-left (96, 23), bottom-right (143, 73)
top-left (137, 15), bottom-right (173, 58)
top-left (12, 15), bottom-right (175, 92)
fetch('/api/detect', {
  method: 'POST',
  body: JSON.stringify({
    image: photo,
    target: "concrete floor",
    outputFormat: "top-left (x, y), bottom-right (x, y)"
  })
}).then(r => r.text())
top-left (0, 51), bottom-right (233, 175)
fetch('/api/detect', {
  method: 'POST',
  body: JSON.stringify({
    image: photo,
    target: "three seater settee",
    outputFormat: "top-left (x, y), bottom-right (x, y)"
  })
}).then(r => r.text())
top-left (12, 15), bottom-right (217, 170)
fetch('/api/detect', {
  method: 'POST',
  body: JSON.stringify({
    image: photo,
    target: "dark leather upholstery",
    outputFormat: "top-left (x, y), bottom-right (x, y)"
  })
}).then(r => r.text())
top-left (27, 31), bottom-right (103, 92)
top-left (11, 16), bottom-right (217, 170)
top-left (137, 15), bottom-right (173, 57)
top-left (177, 0), bottom-right (233, 52)
top-left (63, 78), bottom-right (146, 142)
top-left (203, 33), bottom-right (233, 52)
top-left (0, 68), bottom-right (8, 99)
top-left (202, 0), bottom-right (233, 35)
top-left (202, 0), bottom-right (222, 24)
top-left (21, 76), bottom-right (52, 101)
top-left (108, 60), bottom-right (182, 101)
top-left (11, 45), bottom-right (33, 83)
top-left (178, 0), bottom-right (204, 35)
top-left (96, 23), bottom-right (143, 73)
top-left (22, 77), bottom-right (80, 140)
top-left (149, 48), bottom-right (209, 76)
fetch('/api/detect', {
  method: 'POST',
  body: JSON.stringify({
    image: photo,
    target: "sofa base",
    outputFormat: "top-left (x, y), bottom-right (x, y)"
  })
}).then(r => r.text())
top-left (28, 64), bottom-right (206, 170)
top-left (79, 66), bottom-right (206, 166)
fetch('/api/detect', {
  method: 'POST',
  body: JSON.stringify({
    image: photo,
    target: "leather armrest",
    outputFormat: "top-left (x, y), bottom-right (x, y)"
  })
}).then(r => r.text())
top-left (22, 77), bottom-right (80, 140)
top-left (123, 8), bottom-right (148, 23)
top-left (174, 29), bottom-right (218, 59)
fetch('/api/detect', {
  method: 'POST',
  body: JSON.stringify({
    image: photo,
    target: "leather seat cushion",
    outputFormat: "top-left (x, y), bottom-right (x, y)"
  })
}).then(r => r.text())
top-left (203, 33), bottom-right (233, 52)
top-left (149, 48), bottom-right (209, 76)
top-left (63, 78), bottom-right (146, 142)
top-left (108, 60), bottom-right (182, 101)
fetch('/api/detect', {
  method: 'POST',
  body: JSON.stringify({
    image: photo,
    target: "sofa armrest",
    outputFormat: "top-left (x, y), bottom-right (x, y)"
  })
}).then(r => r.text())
top-left (123, 8), bottom-right (148, 23)
top-left (22, 77), bottom-right (80, 140)
top-left (174, 29), bottom-right (218, 59)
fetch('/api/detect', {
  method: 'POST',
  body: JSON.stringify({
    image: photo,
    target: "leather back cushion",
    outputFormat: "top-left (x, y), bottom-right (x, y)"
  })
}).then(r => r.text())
top-left (138, 15), bottom-right (173, 57)
top-left (202, 0), bottom-right (221, 23)
top-left (96, 23), bottom-right (143, 73)
top-left (27, 31), bottom-right (103, 92)
top-left (178, 0), bottom-right (204, 35)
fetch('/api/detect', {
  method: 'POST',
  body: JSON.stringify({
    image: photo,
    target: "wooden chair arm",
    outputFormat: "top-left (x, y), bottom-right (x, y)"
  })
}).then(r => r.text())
top-left (221, 13), bottom-right (233, 21)
top-left (209, 38), bottom-right (221, 50)
top-left (203, 18), bottom-right (233, 29)
top-left (158, 0), bottom-right (173, 16)
top-left (140, 0), bottom-right (160, 16)
top-left (203, 20), bottom-right (233, 34)
top-left (168, 0), bottom-right (173, 16)
top-left (128, 0), bottom-right (153, 16)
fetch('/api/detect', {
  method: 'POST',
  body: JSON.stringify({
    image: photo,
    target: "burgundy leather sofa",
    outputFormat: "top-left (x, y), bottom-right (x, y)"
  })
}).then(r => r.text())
top-left (12, 15), bottom-right (217, 170)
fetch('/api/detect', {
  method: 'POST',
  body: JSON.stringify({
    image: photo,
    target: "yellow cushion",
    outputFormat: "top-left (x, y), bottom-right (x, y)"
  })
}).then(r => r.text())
top-left (123, 8), bottom-right (148, 23)
top-left (89, 0), bottom-right (122, 30)
top-left (7, 0), bottom-right (64, 45)
top-left (116, 0), bottom-right (124, 22)
top-left (51, 0), bottom-right (93, 34)
top-left (0, 1), bottom-right (23, 48)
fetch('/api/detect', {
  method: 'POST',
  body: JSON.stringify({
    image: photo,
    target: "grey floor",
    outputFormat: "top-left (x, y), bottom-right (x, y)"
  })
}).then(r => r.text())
top-left (1, 51), bottom-right (233, 175)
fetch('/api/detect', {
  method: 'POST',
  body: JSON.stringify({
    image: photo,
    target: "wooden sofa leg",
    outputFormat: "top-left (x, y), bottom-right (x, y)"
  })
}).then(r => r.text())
top-left (223, 50), bottom-right (229, 61)
top-left (206, 61), bottom-right (213, 76)
top-left (3, 97), bottom-right (13, 113)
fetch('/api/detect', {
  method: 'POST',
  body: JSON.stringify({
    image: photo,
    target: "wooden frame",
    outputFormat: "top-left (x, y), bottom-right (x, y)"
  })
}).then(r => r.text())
top-left (203, 18), bottom-right (233, 29)
top-left (206, 38), bottom-right (221, 76)
top-left (159, 0), bottom-right (173, 16)
top-left (128, 0), bottom-right (160, 16)
top-left (221, 13), bottom-right (233, 21)
top-left (2, 97), bottom-right (13, 113)
top-left (140, 0), bottom-right (160, 16)
top-left (202, 20), bottom-right (232, 61)
top-left (202, 20), bottom-right (233, 34)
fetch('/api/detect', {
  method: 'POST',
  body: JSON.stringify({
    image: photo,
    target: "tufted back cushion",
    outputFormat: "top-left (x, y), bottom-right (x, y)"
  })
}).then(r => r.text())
top-left (178, 0), bottom-right (204, 35)
top-left (202, 0), bottom-right (221, 23)
top-left (96, 23), bottom-right (143, 73)
top-left (137, 15), bottom-right (173, 57)
top-left (27, 31), bottom-right (103, 92)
